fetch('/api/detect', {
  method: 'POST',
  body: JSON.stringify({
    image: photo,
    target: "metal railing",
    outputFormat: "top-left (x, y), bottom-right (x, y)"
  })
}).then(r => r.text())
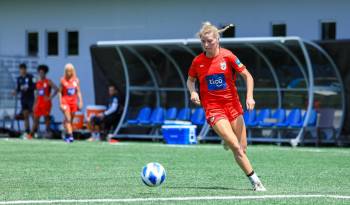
top-left (0, 56), bottom-right (38, 130)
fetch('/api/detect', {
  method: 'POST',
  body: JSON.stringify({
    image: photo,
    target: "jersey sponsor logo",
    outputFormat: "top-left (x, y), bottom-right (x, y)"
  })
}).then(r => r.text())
top-left (20, 84), bottom-right (28, 90)
top-left (200, 64), bottom-right (204, 68)
top-left (38, 89), bottom-right (45, 96)
top-left (67, 88), bottom-right (76, 96)
top-left (220, 61), bottom-right (227, 70)
top-left (236, 58), bottom-right (244, 68)
top-left (205, 73), bottom-right (227, 91)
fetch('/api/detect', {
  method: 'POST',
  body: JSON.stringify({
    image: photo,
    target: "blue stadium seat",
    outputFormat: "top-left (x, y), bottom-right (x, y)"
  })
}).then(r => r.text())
top-left (150, 107), bottom-right (166, 125)
top-left (165, 107), bottom-right (177, 120)
top-left (127, 107), bottom-right (152, 125)
top-left (177, 107), bottom-right (191, 121)
top-left (306, 109), bottom-right (317, 127)
top-left (277, 108), bottom-right (302, 128)
top-left (255, 108), bottom-right (271, 126)
top-left (290, 109), bottom-right (317, 128)
top-left (243, 110), bottom-right (257, 127)
top-left (259, 108), bottom-right (286, 127)
top-left (191, 107), bottom-right (205, 125)
top-left (139, 107), bottom-right (165, 125)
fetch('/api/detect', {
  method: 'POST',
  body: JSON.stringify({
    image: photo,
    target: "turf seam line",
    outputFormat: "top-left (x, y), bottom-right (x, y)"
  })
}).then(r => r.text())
top-left (1, 194), bottom-right (350, 204)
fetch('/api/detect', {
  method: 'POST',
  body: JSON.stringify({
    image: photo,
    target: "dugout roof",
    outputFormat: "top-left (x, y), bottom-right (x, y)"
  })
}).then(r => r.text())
top-left (91, 37), bottom-right (345, 145)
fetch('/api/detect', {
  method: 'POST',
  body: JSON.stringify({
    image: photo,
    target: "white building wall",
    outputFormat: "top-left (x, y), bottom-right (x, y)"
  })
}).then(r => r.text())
top-left (0, 0), bottom-right (349, 120)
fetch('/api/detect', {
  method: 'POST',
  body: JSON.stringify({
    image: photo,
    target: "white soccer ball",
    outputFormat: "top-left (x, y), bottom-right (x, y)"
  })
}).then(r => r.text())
top-left (141, 162), bottom-right (166, 187)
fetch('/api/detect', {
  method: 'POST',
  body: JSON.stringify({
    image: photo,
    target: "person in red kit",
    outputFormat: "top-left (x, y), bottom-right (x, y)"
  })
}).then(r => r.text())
top-left (187, 22), bottom-right (266, 191)
top-left (29, 65), bottom-right (58, 139)
top-left (59, 63), bottom-right (83, 143)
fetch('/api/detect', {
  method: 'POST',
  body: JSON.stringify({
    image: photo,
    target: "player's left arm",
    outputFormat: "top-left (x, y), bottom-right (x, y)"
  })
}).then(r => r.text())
top-left (48, 80), bottom-right (59, 100)
top-left (239, 69), bottom-right (255, 111)
top-left (228, 53), bottom-right (255, 110)
top-left (76, 81), bottom-right (83, 110)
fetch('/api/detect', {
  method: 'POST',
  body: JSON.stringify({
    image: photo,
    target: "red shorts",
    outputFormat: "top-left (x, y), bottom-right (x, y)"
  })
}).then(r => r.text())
top-left (204, 101), bottom-right (244, 127)
top-left (34, 102), bottom-right (52, 117)
top-left (61, 103), bottom-right (78, 113)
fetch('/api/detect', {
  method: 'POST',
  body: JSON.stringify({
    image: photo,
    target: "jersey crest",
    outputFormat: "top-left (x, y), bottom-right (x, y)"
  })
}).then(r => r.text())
top-left (220, 61), bottom-right (227, 70)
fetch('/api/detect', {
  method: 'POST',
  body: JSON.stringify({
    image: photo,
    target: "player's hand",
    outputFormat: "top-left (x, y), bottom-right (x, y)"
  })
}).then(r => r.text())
top-left (190, 92), bottom-right (201, 106)
top-left (60, 104), bottom-right (66, 111)
top-left (246, 98), bottom-right (255, 111)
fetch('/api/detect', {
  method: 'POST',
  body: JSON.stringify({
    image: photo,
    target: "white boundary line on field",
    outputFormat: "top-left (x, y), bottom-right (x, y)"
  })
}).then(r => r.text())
top-left (1, 195), bottom-right (350, 204)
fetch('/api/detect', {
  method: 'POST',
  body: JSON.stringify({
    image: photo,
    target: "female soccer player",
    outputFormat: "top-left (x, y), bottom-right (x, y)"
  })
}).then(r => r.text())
top-left (59, 63), bottom-right (83, 143)
top-left (30, 65), bottom-right (58, 138)
top-left (187, 22), bottom-right (266, 191)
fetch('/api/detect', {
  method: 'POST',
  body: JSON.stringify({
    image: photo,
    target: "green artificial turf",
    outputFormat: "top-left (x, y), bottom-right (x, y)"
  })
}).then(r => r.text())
top-left (0, 139), bottom-right (349, 204)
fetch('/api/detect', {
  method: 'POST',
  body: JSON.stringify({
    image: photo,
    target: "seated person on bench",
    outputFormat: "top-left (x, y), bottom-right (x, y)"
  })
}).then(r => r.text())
top-left (88, 85), bottom-right (120, 141)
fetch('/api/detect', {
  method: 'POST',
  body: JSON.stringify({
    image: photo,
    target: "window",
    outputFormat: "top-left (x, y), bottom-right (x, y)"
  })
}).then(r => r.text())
top-left (272, 23), bottom-right (286, 37)
top-left (321, 21), bottom-right (336, 40)
top-left (27, 32), bottom-right (38, 56)
top-left (222, 24), bottom-right (235, 38)
top-left (67, 31), bottom-right (79, 55)
top-left (47, 31), bottom-right (58, 56)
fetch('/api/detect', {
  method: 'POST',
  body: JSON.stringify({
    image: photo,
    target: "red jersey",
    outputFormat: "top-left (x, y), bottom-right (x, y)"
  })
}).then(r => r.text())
top-left (36, 78), bottom-right (51, 103)
top-left (188, 48), bottom-right (246, 108)
top-left (61, 77), bottom-right (79, 105)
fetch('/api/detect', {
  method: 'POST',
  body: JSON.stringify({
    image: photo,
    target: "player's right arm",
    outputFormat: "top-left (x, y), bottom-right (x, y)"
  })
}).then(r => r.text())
top-left (187, 76), bottom-right (201, 106)
top-left (187, 58), bottom-right (201, 106)
top-left (58, 80), bottom-right (64, 111)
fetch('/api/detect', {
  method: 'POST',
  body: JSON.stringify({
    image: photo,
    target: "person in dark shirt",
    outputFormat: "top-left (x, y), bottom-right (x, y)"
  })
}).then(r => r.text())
top-left (88, 85), bottom-right (121, 141)
top-left (13, 63), bottom-right (36, 139)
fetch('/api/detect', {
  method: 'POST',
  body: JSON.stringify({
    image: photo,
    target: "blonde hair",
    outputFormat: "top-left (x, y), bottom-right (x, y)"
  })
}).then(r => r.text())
top-left (64, 63), bottom-right (76, 78)
top-left (197, 21), bottom-right (234, 39)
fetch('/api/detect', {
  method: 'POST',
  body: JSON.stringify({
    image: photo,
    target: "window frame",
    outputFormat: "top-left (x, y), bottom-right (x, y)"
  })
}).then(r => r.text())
top-left (66, 30), bottom-right (79, 56)
top-left (320, 20), bottom-right (336, 40)
top-left (26, 31), bottom-right (39, 57)
top-left (271, 22), bottom-right (287, 37)
top-left (46, 31), bottom-right (59, 56)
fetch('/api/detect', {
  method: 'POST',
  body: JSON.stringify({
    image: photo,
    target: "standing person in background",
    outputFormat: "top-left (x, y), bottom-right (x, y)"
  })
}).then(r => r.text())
top-left (29, 65), bottom-right (58, 139)
top-left (13, 63), bottom-right (36, 139)
top-left (187, 22), bottom-right (266, 191)
top-left (58, 63), bottom-right (83, 143)
top-left (88, 85), bottom-right (120, 141)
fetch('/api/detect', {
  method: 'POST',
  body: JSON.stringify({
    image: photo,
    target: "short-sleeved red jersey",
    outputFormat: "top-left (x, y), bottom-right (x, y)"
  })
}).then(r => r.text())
top-left (60, 77), bottom-right (79, 105)
top-left (34, 78), bottom-right (52, 117)
top-left (188, 48), bottom-right (245, 108)
top-left (36, 78), bottom-right (51, 103)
